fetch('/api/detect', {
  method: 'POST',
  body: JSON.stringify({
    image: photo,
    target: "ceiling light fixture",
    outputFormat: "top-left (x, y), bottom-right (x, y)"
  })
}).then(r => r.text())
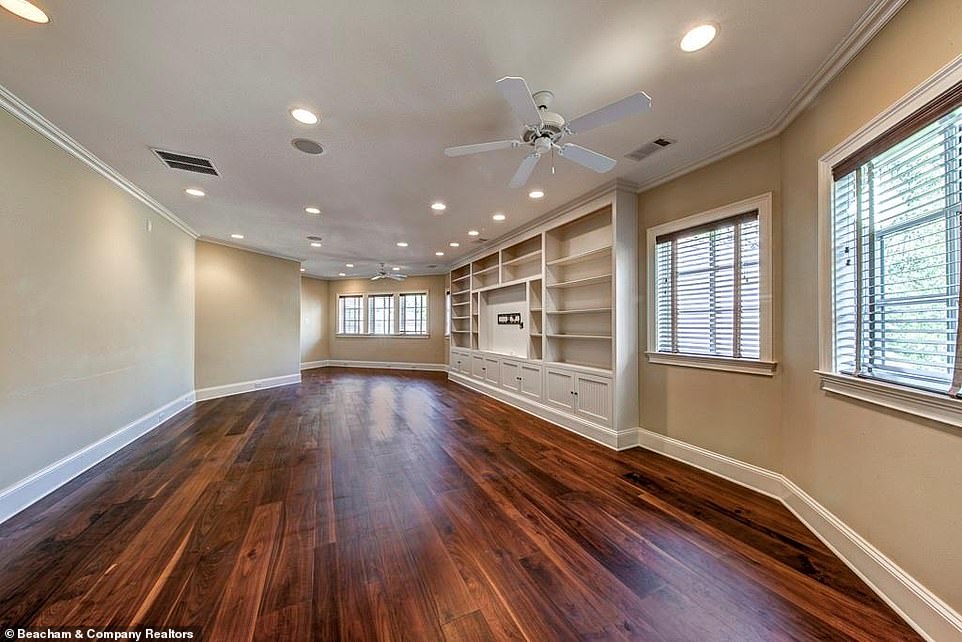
top-left (310, 241), bottom-right (322, 247)
top-left (392, 267), bottom-right (401, 271)
top-left (305, 206), bottom-right (321, 215)
top-left (290, 108), bottom-right (319, 125)
top-left (300, 267), bottom-right (306, 272)
top-left (396, 242), bottom-right (408, 247)
top-left (449, 242), bottom-right (460, 248)
top-left (468, 230), bottom-right (479, 236)
top-left (345, 263), bottom-right (354, 268)
top-left (680, 24), bottom-right (717, 52)
top-left (338, 272), bottom-right (346, 277)
top-left (231, 233), bottom-right (244, 240)
top-left (528, 190), bottom-right (544, 199)
top-left (431, 202), bottom-right (447, 211)
top-left (435, 251), bottom-right (445, 256)
top-left (492, 213), bottom-right (506, 221)
top-left (0, 0), bottom-right (49, 23)
top-left (185, 187), bottom-right (205, 197)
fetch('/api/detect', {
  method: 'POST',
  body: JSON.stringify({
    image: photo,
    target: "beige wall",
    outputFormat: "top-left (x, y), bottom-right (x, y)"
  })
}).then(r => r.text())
top-left (300, 276), bottom-right (330, 363)
top-left (194, 241), bottom-right (300, 389)
top-left (328, 275), bottom-right (447, 364)
top-left (0, 108), bottom-right (195, 492)
top-left (637, 0), bottom-right (962, 611)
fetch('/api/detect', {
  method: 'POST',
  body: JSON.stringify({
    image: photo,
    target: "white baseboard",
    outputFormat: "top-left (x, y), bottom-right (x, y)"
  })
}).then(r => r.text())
top-left (194, 373), bottom-right (301, 402)
top-left (324, 360), bottom-right (448, 372)
top-left (0, 391), bottom-right (195, 524)
top-left (635, 428), bottom-right (962, 642)
top-left (300, 360), bottom-right (329, 370)
top-left (449, 372), bottom-right (639, 450)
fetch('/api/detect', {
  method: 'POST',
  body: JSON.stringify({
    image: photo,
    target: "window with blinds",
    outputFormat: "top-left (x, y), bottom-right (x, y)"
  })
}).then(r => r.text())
top-left (399, 292), bottom-right (428, 335)
top-left (368, 294), bottom-right (394, 335)
top-left (654, 212), bottom-right (761, 359)
top-left (831, 93), bottom-right (962, 395)
top-left (337, 295), bottom-right (363, 335)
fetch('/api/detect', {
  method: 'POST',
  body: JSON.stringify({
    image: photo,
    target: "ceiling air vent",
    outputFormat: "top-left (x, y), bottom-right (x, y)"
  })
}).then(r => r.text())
top-left (625, 137), bottom-right (675, 162)
top-left (152, 149), bottom-right (219, 176)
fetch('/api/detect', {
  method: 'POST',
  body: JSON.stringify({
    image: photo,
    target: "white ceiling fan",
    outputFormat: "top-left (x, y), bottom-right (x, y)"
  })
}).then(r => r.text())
top-left (371, 263), bottom-right (407, 281)
top-left (445, 76), bottom-right (652, 188)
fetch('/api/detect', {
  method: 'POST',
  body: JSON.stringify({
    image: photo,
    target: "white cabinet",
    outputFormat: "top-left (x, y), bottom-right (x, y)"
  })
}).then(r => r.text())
top-left (519, 363), bottom-right (542, 400)
top-left (544, 366), bottom-right (612, 425)
top-left (545, 367), bottom-right (577, 412)
top-left (471, 355), bottom-right (485, 380)
top-left (451, 351), bottom-right (470, 375)
top-left (501, 360), bottom-right (521, 393)
top-left (483, 356), bottom-right (500, 386)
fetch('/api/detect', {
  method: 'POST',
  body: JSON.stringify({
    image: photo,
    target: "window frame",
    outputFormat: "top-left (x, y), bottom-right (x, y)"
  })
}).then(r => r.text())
top-left (335, 291), bottom-right (431, 338)
top-left (646, 192), bottom-right (775, 376)
top-left (367, 292), bottom-right (396, 336)
top-left (337, 294), bottom-right (364, 335)
top-left (398, 291), bottom-right (430, 336)
top-left (817, 60), bottom-right (962, 427)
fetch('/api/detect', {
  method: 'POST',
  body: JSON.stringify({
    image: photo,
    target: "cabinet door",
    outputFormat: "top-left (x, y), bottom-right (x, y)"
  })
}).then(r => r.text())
top-left (519, 364), bottom-right (542, 400)
top-left (484, 357), bottom-right (500, 386)
top-left (471, 355), bottom-right (485, 380)
top-left (450, 351), bottom-right (466, 374)
top-left (544, 368), bottom-right (576, 412)
top-left (500, 360), bottom-right (521, 392)
top-left (574, 374), bottom-right (613, 425)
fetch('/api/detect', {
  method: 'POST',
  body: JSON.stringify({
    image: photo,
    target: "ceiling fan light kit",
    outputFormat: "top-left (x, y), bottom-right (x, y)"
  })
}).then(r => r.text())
top-left (371, 263), bottom-right (408, 281)
top-left (444, 76), bottom-right (651, 188)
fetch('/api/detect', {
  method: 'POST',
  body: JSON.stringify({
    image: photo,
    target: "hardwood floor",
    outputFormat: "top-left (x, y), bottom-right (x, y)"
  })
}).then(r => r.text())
top-left (0, 368), bottom-right (920, 641)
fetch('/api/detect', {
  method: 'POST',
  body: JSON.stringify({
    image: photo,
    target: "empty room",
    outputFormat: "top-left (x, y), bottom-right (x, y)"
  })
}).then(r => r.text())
top-left (1, 0), bottom-right (961, 640)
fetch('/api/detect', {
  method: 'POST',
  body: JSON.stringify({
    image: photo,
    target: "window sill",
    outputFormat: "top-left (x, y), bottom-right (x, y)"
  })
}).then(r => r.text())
top-left (645, 352), bottom-right (777, 376)
top-left (335, 334), bottom-right (431, 339)
top-left (816, 371), bottom-right (962, 428)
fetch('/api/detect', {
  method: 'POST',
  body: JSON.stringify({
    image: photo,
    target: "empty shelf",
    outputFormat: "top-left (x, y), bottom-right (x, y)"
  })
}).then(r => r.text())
top-left (546, 274), bottom-right (612, 289)
top-left (546, 245), bottom-right (612, 267)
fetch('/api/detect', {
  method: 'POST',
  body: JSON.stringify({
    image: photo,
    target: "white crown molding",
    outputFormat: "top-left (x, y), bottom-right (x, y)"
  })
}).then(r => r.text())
top-left (198, 237), bottom-right (303, 265)
top-left (633, 0), bottom-right (909, 193)
top-left (0, 83), bottom-right (198, 239)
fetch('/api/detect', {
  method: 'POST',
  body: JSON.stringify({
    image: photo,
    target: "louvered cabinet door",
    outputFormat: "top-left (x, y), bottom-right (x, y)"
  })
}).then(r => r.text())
top-left (573, 374), bottom-right (612, 426)
top-left (471, 355), bottom-right (485, 380)
top-left (483, 357), bottom-right (501, 386)
top-left (500, 360), bottom-right (521, 393)
top-left (519, 364), bottom-right (542, 400)
top-left (544, 368), bottom-right (576, 412)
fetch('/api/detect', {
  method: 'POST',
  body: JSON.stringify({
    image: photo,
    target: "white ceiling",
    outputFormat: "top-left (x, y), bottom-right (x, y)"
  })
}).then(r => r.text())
top-left (0, 0), bottom-right (880, 277)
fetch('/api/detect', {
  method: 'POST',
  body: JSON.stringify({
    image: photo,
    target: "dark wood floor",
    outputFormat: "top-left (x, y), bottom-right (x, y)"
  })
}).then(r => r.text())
top-left (0, 369), bottom-right (920, 641)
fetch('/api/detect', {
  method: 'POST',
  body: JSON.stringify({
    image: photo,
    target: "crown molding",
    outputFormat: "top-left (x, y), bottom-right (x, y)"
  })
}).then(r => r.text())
top-left (197, 237), bottom-right (304, 264)
top-left (634, 0), bottom-right (909, 193)
top-left (0, 82), bottom-right (198, 239)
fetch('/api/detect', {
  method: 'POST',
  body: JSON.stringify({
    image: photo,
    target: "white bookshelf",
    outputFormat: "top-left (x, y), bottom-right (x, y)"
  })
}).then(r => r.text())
top-left (447, 185), bottom-right (639, 450)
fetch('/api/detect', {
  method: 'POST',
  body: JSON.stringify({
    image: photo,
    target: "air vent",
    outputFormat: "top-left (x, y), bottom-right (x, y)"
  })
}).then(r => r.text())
top-left (625, 137), bottom-right (675, 162)
top-left (306, 235), bottom-right (323, 242)
top-left (151, 149), bottom-right (219, 176)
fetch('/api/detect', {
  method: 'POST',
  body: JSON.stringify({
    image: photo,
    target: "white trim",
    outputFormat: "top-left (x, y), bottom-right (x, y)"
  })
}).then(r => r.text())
top-left (194, 373), bottom-right (301, 402)
top-left (635, 428), bottom-right (962, 642)
top-left (0, 391), bottom-right (195, 524)
top-left (818, 371), bottom-right (962, 428)
top-left (198, 238), bottom-right (303, 265)
top-left (645, 193), bottom-right (775, 368)
top-left (633, 0), bottom-right (908, 192)
top-left (300, 360), bottom-right (330, 370)
top-left (326, 360), bottom-right (448, 372)
top-left (0, 83), bottom-right (197, 239)
top-left (449, 372), bottom-right (639, 450)
top-left (817, 55), bottom-right (962, 406)
top-left (646, 352), bottom-right (777, 376)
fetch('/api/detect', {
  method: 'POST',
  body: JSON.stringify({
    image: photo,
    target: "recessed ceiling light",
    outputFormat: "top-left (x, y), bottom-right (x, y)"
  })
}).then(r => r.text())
top-left (680, 24), bottom-right (717, 52)
top-left (300, 267), bottom-right (306, 272)
top-left (449, 242), bottom-right (460, 248)
top-left (528, 190), bottom-right (544, 199)
top-left (435, 251), bottom-right (445, 256)
top-left (468, 230), bottom-right (480, 236)
top-left (310, 241), bottom-right (322, 248)
top-left (305, 207), bottom-right (321, 215)
top-left (338, 272), bottom-right (346, 277)
top-left (231, 233), bottom-right (244, 240)
top-left (0, 0), bottom-right (49, 23)
top-left (492, 213), bottom-right (506, 221)
top-left (185, 187), bottom-right (205, 197)
top-left (290, 108), bottom-right (319, 125)
top-left (392, 267), bottom-right (401, 271)
top-left (345, 263), bottom-right (354, 268)
top-left (431, 202), bottom-right (447, 211)
top-left (397, 241), bottom-right (409, 247)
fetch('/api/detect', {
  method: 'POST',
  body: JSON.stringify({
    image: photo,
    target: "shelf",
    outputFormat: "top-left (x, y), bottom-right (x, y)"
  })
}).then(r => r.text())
top-left (546, 245), bottom-right (612, 267)
top-left (452, 315), bottom-right (470, 320)
top-left (474, 277), bottom-right (534, 293)
top-left (546, 333), bottom-right (612, 340)
top-left (451, 289), bottom-right (470, 296)
top-left (452, 274), bottom-right (471, 283)
top-left (529, 307), bottom-right (543, 313)
top-left (452, 302), bottom-right (470, 307)
top-left (546, 274), bottom-right (612, 289)
top-left (530, 333), bottom-right (543, 338)
top-left (473, 265), bottom-right (498, 276)
top-left (547, 307), bottom-right (612, 315)
top-left (545, 360), bottom-right (613, 376)
top-left (452, 330), bottom-right (471, 334)
top-left (502, 250), bottom-right (542, 266)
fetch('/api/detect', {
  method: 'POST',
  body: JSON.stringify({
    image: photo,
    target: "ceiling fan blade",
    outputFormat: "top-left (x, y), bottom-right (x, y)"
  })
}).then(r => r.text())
top-left (509, 153), bottom-right (541, 188)
top-left (444, 140), bottom-right (521, 157)
top-left (566, 92), bottom-right (652, 134)
top-left (371, 274), bottom-right (385, 280)
top-left (496, 76), bottom-right (543, 127)
top-left (388, 274), bottom-right (407, 281)
top-left (558, 143), bottom-right (617, 173)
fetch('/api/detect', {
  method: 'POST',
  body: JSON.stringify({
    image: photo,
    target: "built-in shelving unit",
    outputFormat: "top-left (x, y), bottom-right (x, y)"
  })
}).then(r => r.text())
top-left (448, 185), bottom-right (638, 450)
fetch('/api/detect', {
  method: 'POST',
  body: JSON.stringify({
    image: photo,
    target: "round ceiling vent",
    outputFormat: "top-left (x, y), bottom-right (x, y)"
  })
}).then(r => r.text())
top-left (291, 138), bottom-right (325, 155)
top-left (306, 235), bottom-right (323, 242)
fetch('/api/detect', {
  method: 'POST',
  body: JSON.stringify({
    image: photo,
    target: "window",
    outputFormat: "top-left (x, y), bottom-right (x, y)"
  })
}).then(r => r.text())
top-left (337, 295), bottom-right (363, 335)
top-left (368, 294), bottom-right (394, 335)
top-left (400, 292), bottom-right (429, 335)
top-left (830, 90), bottom-right (962, 396)
top-left (647, 193), bottom-right (774, 374)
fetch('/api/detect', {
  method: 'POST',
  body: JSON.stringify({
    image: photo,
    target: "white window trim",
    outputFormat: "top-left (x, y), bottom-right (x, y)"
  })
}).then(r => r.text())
top-left (335, 291), bottom-right (431, 338)
top-left (645, 192), bottom-right (775, 376)
top-left (817, 54), bottom-right (962, 425)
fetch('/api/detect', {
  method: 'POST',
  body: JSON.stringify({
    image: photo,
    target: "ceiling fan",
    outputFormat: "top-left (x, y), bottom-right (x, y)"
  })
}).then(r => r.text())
top-left (445, 76), bottom-right (651, 188)
top-left (371, 263), bottom-right (407, 281)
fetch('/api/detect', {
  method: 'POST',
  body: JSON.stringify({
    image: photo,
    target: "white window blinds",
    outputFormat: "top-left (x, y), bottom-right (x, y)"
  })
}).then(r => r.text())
top-left (654, 212), bottom-right (761, 359)
top-left (368, 294), bottom-right (394, 335)
top-left (832, 102), bottom-right (962, 394)
top-left (399, 292), bottom-right (428, 335)
top-left (337, 295), bottom-right (363, 334)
